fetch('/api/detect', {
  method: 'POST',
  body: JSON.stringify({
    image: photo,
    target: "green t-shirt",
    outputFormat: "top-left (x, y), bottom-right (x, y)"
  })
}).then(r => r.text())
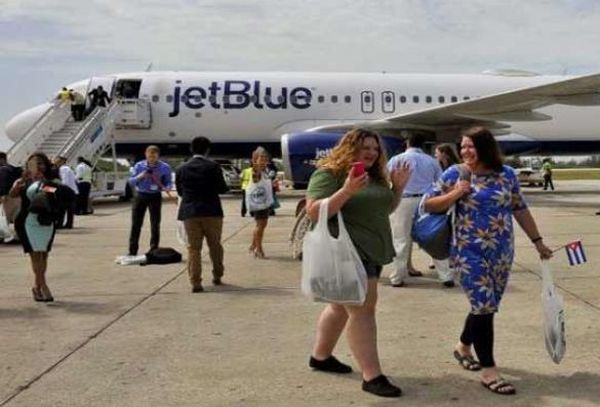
top-left (306, 168), bottom-right (396, 266)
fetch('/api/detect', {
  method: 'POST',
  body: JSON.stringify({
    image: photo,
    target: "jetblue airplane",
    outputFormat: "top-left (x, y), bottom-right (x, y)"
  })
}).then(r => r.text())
top-left (6, 70), bottom-right (600, 187)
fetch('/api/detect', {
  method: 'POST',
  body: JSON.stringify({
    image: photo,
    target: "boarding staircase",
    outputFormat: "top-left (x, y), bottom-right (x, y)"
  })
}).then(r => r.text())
top-left (7, 100), bottom-right (121, 168)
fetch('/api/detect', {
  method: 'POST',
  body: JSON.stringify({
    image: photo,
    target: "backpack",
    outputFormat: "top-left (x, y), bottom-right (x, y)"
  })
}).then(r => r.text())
top-left (145, 247), bottom-right (182, 265)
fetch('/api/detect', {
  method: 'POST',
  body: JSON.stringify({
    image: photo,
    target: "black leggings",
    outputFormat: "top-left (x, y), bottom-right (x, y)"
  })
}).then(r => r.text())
top-left (460, 313), bottom-right (495, 368)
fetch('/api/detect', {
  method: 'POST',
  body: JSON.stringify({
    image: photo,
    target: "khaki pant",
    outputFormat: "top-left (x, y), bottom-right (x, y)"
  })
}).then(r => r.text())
top-left (184, 217), bottom-right (224, 287)
top-left (389, 196), bottom-right (453, 284)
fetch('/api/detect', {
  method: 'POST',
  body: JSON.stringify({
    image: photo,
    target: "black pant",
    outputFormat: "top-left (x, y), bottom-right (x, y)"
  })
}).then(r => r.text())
top-left (460, 313), bottom-right (495, 368)
top-left (71, 104), bottom-right (85, 121)
top-left (129, 192), bottom-right (162, 255)
top-left (543, 174), bottom-right (554, 191)
top-left (77, 182), bottom-right (91, 214)
top-left (57, 199), bottom-right (77, 228)
top-left (241, 190), bottom-right (247, 217)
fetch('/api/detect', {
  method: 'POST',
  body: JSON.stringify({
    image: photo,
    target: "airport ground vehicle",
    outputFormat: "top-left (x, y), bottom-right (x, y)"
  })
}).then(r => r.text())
top-left (516, 166), bottom-right (544, 186)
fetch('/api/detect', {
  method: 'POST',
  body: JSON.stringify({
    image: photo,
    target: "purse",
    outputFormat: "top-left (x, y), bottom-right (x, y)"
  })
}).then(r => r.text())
top-left (411, 165), bottom-right (471, 260)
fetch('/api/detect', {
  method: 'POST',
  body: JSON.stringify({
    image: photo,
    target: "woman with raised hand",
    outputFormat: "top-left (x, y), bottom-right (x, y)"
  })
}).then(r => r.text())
top-left (305, 128), bottom-right (411, 398)
top-left (424, 127), bottom-right (552, 395)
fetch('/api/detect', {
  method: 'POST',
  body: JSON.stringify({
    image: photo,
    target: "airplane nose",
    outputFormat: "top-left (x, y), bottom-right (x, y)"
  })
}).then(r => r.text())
top-left (5, 102), bottom-right (53, 142)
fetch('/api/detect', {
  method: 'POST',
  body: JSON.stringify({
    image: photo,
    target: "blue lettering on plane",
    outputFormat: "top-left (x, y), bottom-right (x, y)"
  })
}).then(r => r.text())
top-left (169, 80), bottom-right (312, 117)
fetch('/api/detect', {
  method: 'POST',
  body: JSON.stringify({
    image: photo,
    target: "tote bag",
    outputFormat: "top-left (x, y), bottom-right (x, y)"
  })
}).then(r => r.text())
top-left (541, 260), bottom-right (566, 364)
top-left (411, 198), bottom-right (454, 260)
top-left (245, 173), bottom-right (274, 212)
top-left (301, 198), bottom-right (367, 305)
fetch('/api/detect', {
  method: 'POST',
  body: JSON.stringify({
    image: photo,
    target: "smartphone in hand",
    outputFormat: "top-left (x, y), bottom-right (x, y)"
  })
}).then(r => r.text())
top-left (351, 162), bottom-right (365, 177)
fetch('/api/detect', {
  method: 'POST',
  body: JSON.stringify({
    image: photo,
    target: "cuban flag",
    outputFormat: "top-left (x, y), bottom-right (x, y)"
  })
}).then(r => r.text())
top-left (565, 240), bottom-right (586, 266)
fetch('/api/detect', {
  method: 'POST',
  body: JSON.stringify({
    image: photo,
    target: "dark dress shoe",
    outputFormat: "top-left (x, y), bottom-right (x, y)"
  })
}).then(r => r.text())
top-left (309, 356), bottom-right (352, 374)
top-left (362, 375), bottom-right (402, 398)
top-left (192, 286), bottom-right (204, 293)
top-left (212, 278), bottom-right (223, 286)
top-left (391, 281), bottom-right (405, 287)
top-left (408, 270), bottom-right (423, 277)
top-left (443, 281), bottom-right (456, 288)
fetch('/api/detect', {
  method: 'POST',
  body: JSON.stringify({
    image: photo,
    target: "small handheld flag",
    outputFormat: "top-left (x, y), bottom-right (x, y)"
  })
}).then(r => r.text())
top-left (565, 240), bottom-right (586, 266)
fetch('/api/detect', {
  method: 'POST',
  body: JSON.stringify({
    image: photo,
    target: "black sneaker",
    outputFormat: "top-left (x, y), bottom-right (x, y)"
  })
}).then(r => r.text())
top-left (362, 375), bottom-right (402, 398)
top-left (213, 278), bottom-right (223, 286)
top-left (192, 286), bottom-right (204, 293)
top-left (442, 281), bottom-right (456, 288)
top-left (309, 356), bottom-right (352, 374)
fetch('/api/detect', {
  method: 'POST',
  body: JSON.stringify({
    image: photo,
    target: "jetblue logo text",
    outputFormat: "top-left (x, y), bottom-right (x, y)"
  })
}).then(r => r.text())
top-left (169, 81), bottom-right (312, 117)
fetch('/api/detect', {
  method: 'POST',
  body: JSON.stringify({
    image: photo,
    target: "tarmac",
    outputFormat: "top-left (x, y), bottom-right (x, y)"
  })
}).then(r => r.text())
top-left (1, 180), bottom-right (599, 407)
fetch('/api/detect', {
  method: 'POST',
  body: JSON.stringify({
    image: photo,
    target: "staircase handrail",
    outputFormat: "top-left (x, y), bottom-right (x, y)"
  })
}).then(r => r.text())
top-left (7, 100), bottom-right (71, 165)
top-left (59, 101), bottom-right (119, 164)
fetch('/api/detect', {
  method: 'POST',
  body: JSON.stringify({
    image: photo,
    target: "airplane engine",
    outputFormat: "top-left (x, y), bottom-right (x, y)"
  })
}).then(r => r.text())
top-left (281, 131), bottom-right (406, 189)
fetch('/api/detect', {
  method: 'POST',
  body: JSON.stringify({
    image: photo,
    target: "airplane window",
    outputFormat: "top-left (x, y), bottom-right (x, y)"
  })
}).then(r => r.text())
top-left (364, 95), bottom-right (371, 103)
top-left (166, 95), bottom-right (173, 103)
top-left (345, 95), bottom-right (351, 103)
top-left (209, 96), bottom-right (217, 104)
top-left (180, 95), bottom-right (188, 103)
top-left (412, 96), bottom-right (419, 103)
top-left (236, 95), bottom-right (244, 103)
top-left (265, 95), bottom-right (272, 103)
top-left (384, 95), bottom-right (392, 103)
top-left (464, 96), bottom-right (470, 100)
top-left (451, 96), bottom-right (458, 102)
top-left (318, 95), bottom-right (325, 103)
top-left (223, 95), bottom-right (230, 104)
top-left (194, 96), bottom-right (202, 102)
top-left (400, 96), bottom-right (407, 103)
top-left (438, 96), bottom-right (445, 103)
top-left (331, 95), bottom-right (338, 103)
top-left (426, 96), bottom-right (432, 103)
top-left (277, 95), bottom-right (284, 103)
top-left (152, 95), bottom-right (159, 103)
top-left (250, 95), bottom-right (258, 103)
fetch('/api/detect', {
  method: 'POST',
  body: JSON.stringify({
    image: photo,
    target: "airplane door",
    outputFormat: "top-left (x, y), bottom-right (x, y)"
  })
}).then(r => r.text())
top-left (361, 91), bottom-right (375, 114)
top-left (114, 78), bottom-right (151, 129)
top-left (381, 91), bottom-right (395, 113)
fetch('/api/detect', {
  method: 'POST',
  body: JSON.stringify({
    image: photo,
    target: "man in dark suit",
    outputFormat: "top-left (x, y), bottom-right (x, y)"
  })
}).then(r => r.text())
top-left (176, 137), bottom-right (229, 293)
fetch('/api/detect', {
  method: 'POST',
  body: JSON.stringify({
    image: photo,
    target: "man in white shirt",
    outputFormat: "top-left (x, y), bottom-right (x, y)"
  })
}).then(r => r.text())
top-left (387, 134), bottom-right (454, 288)
top-left (75, 157), bottom-right (93, 215)
top-left (54, 156), bottom-right (79, 229)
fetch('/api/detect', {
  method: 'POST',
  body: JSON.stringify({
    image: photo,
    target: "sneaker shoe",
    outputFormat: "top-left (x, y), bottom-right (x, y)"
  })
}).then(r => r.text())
top-left (309, 356), bottom-right (352, 374)
top-left (213, 278), bottom-right (223, 286)
top-left (442, 281), bottom-right (456, 288)
top-left (192, 286), bottom-right (204, 293)
top-left (362, 375), bottom-right (402, 398)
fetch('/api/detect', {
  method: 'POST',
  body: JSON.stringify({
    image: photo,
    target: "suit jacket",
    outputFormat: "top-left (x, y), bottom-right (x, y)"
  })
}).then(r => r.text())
top-left (176, 157), bottom-right (229, 220)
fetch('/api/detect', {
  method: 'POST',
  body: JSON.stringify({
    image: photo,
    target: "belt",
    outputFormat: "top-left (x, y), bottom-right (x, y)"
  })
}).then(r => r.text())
top-left (402, 193), bottom-right (424, 198)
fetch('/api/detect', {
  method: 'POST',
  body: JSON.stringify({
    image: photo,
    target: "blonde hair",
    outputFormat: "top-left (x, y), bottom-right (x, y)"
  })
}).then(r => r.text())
top-left (318, 128), bottom-right (389, 185)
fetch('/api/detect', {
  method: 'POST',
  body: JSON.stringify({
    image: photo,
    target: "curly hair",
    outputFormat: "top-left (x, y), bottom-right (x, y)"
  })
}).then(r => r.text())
top-left (318, 128), bottom-right (389, 185)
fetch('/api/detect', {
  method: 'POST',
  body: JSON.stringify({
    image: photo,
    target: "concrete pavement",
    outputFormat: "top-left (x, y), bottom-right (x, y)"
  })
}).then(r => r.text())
top-left (1, 189), bottom-right (599, 406)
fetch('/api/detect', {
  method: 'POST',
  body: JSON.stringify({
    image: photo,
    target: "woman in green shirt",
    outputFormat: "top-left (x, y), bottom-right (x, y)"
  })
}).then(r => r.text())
top-left (305, 129), bottom-right (410, 398)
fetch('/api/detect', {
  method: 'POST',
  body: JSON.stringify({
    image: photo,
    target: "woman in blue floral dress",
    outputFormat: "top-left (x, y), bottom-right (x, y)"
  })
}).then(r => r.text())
top-left (424, 127), bottom-right (552, 396)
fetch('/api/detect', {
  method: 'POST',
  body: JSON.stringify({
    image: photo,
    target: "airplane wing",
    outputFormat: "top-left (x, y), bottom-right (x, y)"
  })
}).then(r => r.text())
top-left (309, 72), bottom-right (600, 135)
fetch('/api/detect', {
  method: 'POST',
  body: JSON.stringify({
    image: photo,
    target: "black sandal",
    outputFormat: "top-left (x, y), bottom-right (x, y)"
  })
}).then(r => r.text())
top-left (453, 350), bottom-right (481, 371)
top-left (481, 378), bottom-right (516, 395)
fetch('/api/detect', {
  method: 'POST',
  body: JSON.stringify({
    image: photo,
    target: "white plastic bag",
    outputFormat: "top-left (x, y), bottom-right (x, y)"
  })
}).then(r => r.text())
top-left (176, 198), bottom-right (188, 246)
top-left (541, 260), bottom-right (566, 364)
top-left (245, 173), bottom-right (274, 212)
top-left (115, 255), bottom-right (147, 265)
top-left (0, 204), bottom-right (10, 240)
top-left (301, 198), bottom-right (367, 305)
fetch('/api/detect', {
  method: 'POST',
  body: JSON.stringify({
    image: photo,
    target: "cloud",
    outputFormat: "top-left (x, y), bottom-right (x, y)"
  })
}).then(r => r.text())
top-left (2, 0), bottom-right (600, 148)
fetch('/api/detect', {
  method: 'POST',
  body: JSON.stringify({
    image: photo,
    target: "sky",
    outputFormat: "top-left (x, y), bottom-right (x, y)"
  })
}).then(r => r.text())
top-left (2, 0), bottom-right (600, 150)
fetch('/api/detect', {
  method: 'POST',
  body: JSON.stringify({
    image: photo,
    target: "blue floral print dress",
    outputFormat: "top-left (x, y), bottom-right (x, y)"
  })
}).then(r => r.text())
top-left (426, 165), bottom-right (528, 315)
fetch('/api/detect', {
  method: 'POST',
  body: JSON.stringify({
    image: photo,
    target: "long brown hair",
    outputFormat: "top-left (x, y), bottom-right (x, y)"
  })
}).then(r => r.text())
top-left (318, 128), bottom-right (389, 185)
top-left (462, 127), bottom-right (503, 172)
top-left (436, 143), bottom-right (460, 170)
top-left (24, 152), bottom-right (55, 180)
